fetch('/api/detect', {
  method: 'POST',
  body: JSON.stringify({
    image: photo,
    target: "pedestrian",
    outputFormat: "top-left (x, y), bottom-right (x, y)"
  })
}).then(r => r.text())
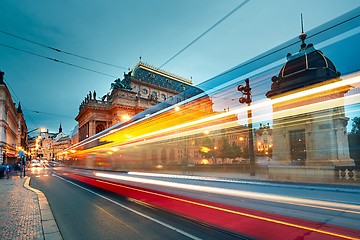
top-left (0, 165), bottom-right (4, 179)
top-left (5, 164), bottom-right (10, 179)
top-left (18, 163), bottom-right (23, 178)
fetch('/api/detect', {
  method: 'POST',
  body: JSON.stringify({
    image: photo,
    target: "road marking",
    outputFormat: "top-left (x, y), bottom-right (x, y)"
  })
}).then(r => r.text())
top-left (54, 175), bottom-right (203, 240)
top-left (94, 178), bottom-right (358, 240)
top-left (96, 172), bottom-right (360, 214)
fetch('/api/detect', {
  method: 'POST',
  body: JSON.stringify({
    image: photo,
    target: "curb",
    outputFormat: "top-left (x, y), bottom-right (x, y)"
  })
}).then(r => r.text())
top-left (24, 177), bottom-right (63, 240)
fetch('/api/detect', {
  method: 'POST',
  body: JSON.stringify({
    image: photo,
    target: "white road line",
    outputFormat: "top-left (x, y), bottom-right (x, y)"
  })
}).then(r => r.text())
top-left (54, 174), bottom-right (203, 240)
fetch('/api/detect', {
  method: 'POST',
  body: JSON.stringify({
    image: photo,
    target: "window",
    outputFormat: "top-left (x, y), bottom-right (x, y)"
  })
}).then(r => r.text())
top-left (142, 88), bottom-right (148, 94)
top-left (96, 124), bottom-right (105, 134)
top-left (289, 130), bottom-right (306, 163)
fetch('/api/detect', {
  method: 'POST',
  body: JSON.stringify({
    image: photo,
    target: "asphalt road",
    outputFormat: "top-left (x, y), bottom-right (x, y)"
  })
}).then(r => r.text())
top-left (64, 168), bottom-right (360, 231)
top-left (28, 167), bottom-right (248, 240)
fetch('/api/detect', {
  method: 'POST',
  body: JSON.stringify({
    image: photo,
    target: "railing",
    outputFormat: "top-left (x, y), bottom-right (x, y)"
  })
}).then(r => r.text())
top-left (336, 166), bottom-right (360, 181)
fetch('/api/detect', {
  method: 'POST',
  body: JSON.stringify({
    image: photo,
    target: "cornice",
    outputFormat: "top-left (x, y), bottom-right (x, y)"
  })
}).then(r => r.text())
top-left (132, 61), bottom-right (192, 85)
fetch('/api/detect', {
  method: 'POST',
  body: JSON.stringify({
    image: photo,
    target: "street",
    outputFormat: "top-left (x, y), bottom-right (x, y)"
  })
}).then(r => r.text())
top-left (28, 166), bottom-right (246, 240)
top-left (26, 165), bottom-right (360, 239)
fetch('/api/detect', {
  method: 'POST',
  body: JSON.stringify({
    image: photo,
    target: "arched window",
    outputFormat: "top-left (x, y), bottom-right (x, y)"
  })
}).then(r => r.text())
top-left (169, 149), bottom-right (175, 164)
top-left (95, 124), bottom-right (105, 134)
top-left (161, 149), bottom-right (166, 165)
top-left (151, 149), bottom-right (157, 165)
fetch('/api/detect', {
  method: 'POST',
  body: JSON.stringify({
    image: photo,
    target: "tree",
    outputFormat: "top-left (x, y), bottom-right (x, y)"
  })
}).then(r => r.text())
top-left (351, 117), bottom-right (360, 134)
top-left (228, 142), bottom-right (241, 161)
top-left (218, 137), bottom-right (231, 163)
top-left (201, 136), bottom-right (214, 159)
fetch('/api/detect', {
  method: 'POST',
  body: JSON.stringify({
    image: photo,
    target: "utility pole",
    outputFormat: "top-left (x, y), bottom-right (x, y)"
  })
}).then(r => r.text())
top-left (238, 79), bottom-right (255, 176)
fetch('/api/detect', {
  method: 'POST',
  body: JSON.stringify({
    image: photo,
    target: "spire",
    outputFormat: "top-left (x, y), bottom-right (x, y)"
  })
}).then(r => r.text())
top-left (59, 123), bottom-right (62, 133)
top-left (299, 13), bottom-right (307, 51)
top-left (17, 102), bottom-right (23, 113)
top-left (0, 71), bottom-right (4, 84)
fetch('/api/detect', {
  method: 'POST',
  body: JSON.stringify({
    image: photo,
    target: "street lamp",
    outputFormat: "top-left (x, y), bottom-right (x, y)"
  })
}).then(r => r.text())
top-left (238, 78), bottom-right (255, 176)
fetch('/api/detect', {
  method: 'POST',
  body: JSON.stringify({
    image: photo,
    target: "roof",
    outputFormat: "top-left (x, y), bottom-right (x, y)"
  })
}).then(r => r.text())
top-left (130, 61), bottom-right (194, 92)
top-left (266, 33), bottom-right (341, 98)
top-left (57, 136), bottom-right (70, 142)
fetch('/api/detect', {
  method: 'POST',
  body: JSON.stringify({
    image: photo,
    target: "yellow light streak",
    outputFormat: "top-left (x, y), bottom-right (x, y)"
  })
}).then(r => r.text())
top-left (68, 72), bottom-right (360, 155)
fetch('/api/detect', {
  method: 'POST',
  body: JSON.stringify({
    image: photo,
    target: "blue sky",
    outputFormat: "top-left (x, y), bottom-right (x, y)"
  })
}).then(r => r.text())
top-left (1, 0), bottom-right (359, 135)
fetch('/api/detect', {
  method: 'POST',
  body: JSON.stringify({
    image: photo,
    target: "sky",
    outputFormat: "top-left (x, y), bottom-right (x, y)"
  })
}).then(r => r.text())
top-left (1, 0), bottom-right (360, 135)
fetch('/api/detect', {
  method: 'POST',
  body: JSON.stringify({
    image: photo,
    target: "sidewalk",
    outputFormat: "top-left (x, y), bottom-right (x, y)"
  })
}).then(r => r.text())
top-left (0, 175), bottom-right (62, 240)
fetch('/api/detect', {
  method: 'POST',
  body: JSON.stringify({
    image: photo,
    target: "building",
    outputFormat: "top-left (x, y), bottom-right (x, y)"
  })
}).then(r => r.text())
top-left (0, 71), bottom-right (28, 165)
top-left (254, 123), bottom-right (273, 157)
top-left (53, 125), bottom-right (71, 160)
top-left (72, 62), bottom-right (250, 169)
top-left (28, 124), bottom-right (70, 161)
top-left (265, 29), bottom-right (353, 179)
top-left (76, 61), bottom-right (197, 141)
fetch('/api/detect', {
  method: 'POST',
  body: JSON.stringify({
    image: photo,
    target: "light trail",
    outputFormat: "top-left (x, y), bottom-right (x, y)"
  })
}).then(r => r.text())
top-left (94, 172), bottom-right (360, 214)
top-left (55, 175), bottom-right (203, 240)
top-left (93, 176), bottom-right (359, 240)
top-left (71, 72), bottom-right (360, 155)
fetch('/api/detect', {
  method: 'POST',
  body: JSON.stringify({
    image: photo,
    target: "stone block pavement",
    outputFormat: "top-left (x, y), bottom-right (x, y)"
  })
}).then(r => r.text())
top-left (0, 175), bottom-right (62, 240)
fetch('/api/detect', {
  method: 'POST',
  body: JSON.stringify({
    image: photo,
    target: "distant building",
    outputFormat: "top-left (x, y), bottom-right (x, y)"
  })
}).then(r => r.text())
top-left (69, 124), bottom-right (79, 145)
top-left (254, 123), bottom-right (273, 157)
top-left (53, 125), bottom-right (71, 160)
top-left (0, 71), bottom-right (27, 164)
top-left (28, 124), bottom-right (70, 160)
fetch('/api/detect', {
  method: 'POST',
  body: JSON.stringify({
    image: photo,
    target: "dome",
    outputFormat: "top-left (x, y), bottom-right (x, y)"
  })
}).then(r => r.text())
top-left (266, 33), bottom-right (341, 98)
top-left (280, 44), bottom-right (337, 78)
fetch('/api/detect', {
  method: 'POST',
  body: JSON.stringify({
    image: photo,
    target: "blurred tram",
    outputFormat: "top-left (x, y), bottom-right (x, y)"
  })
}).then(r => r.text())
top-left (64, 8), bottom-right (360, 180)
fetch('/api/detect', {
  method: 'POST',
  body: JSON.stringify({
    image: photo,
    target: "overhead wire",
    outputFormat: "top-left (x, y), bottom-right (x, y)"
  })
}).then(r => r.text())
top-left (2, 5), bottom-right (359, 135)
top-left (0, 29), bottom-right (127, 70)
top-left (4, 77), bottom-right (74, 133)
top-left (159, 0), bottom-right (250, 69)
top-left (3, 77), bottom-right (38, 128)
top-left (0, 43), bottom-right (118, 78)
top-left (203, 12), bottom-right (360, 86)
top-left (28, 110), bottom-right (74, 119)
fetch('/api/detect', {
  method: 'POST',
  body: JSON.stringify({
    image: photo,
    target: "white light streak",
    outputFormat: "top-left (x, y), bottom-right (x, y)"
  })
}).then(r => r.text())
top-left (95, 172), bottom-right (360, 213)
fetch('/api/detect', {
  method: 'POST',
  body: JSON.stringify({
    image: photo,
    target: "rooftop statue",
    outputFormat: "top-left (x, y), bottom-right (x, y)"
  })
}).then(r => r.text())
top-left (111, 75), bottom-right (132, 90)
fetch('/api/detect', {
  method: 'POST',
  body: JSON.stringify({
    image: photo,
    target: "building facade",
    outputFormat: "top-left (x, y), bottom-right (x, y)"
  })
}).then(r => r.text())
top-left (0, 71), bottom-right (27, 165)
top-left (266, 31), bottom-right (353, 167)
top-left (76, 61), bottom-right (195, 141)
top-left (254, 123), bottom-right (273, 157)
top-left (72, 62), bottom-right (252, 169)
top-left (28, 125), bottom-right (70, 161)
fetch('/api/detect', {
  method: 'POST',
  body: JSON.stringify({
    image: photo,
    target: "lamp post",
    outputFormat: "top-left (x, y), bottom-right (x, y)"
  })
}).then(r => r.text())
top-left (238, 78), bottom-right (255, 176)
top-left (180, 85), bottom-right (189, 173)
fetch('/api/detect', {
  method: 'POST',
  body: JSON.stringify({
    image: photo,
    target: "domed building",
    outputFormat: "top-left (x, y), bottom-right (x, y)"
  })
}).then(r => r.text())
top-left (266, 30), bottom-right (354, 171)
